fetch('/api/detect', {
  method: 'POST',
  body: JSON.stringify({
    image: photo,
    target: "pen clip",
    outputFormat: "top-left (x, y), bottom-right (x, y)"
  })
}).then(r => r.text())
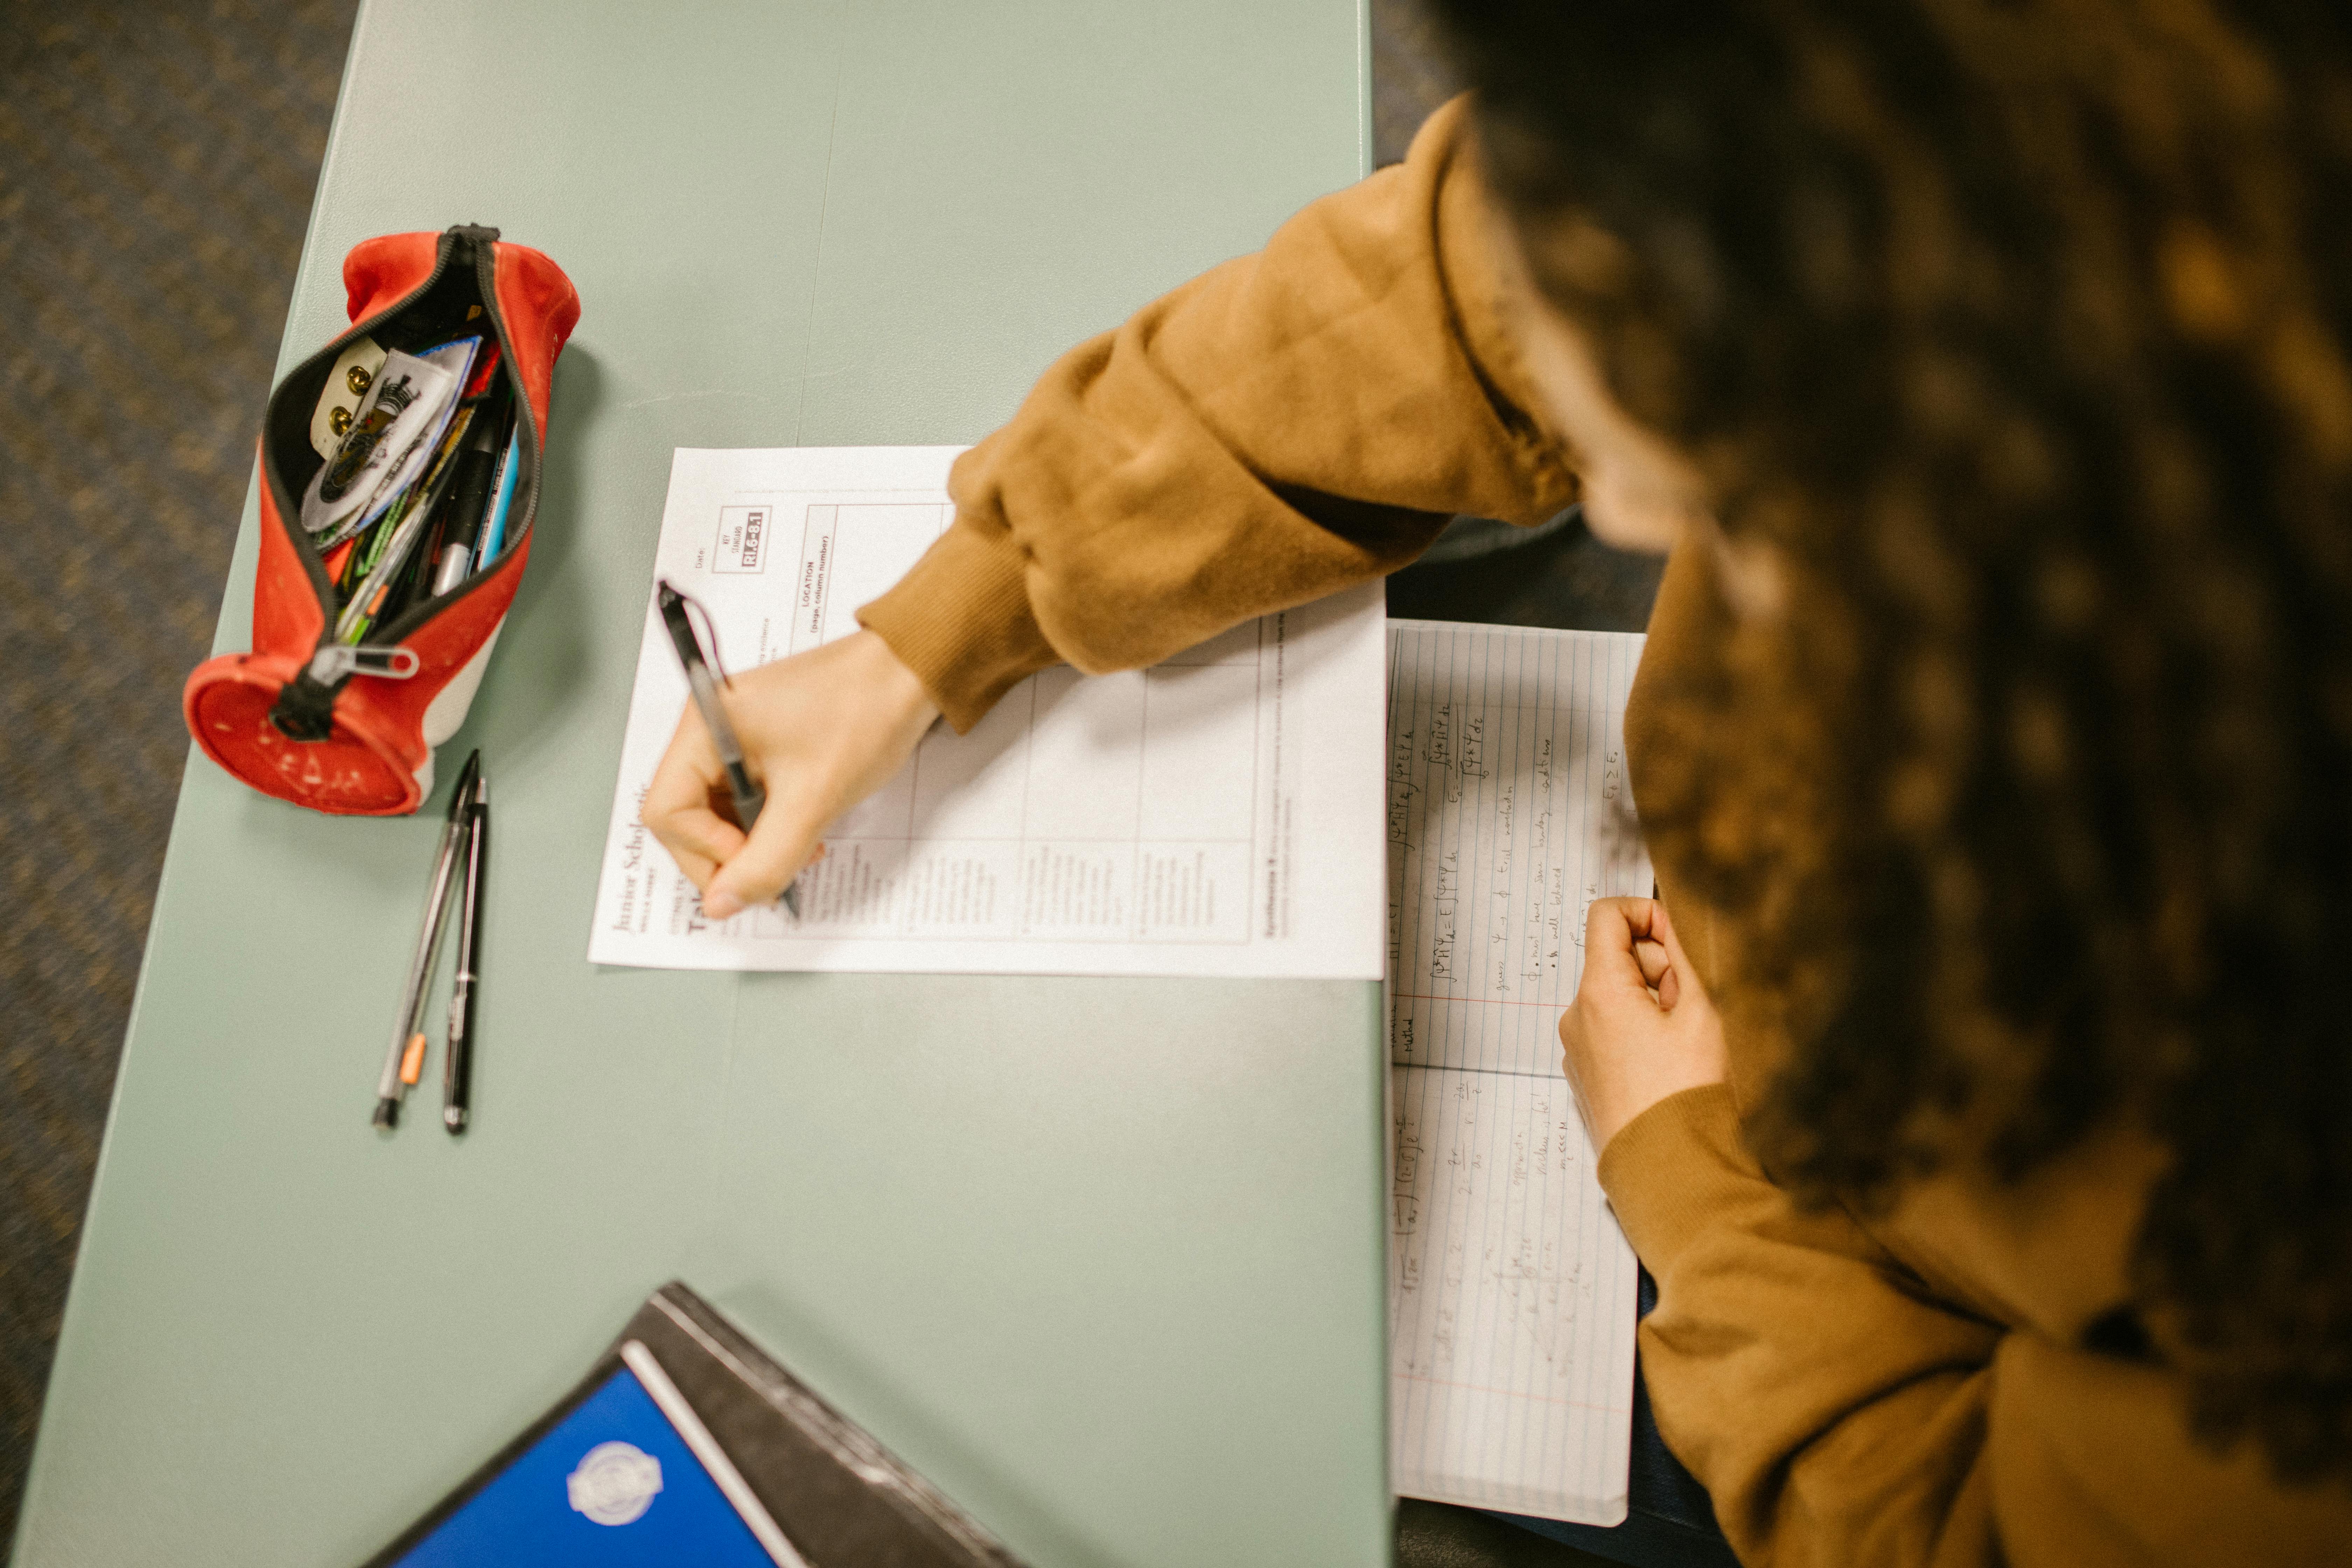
top-left (306, 644), bottom-right (420, 683)
top-left (672, 585), bottom-right (734, 686)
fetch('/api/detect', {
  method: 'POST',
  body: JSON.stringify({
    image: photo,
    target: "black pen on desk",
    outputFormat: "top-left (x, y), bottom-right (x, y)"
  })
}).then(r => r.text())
top-left (374, 749), bottom-right (478, 1128)
top-left (654, 580), bottom-right (800, 918)
top-left (443, 763), bottom-right (488, 1134)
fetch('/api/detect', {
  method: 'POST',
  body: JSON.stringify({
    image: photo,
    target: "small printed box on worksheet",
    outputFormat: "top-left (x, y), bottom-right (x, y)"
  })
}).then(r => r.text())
top-left (183, 225), bottom-right (582, 815)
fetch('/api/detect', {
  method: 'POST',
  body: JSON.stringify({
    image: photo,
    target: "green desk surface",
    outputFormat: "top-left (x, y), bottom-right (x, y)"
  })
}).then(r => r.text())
top-left (11, 3), bottom-right (1386, 1563)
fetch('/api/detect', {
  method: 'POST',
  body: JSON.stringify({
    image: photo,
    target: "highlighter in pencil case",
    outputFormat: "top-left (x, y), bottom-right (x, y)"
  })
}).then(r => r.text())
top-left (183, 224), bottom-right (581, 815)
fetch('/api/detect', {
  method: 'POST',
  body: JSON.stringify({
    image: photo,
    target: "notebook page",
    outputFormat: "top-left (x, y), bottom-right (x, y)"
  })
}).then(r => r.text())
top-left (1386, 621), bottom-right (1649, 1525)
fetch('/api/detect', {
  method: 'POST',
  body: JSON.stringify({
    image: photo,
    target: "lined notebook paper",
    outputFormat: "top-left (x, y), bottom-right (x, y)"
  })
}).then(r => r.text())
top-left (1386, 621), bottom-right (1651, 1526)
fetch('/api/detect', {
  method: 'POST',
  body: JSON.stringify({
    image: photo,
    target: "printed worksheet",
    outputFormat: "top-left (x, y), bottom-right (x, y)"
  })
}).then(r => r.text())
top-left (589, 447), bottom-right (1387, 979)
top-left (1386, 621), bottom-right (1649, 1526)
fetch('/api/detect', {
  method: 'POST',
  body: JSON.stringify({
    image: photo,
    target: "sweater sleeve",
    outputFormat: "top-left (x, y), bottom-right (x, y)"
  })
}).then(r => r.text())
top-left (1598, 1086), bottom-right (2352, 1568)
top-left (857, 96), bottom-right (1580, 730)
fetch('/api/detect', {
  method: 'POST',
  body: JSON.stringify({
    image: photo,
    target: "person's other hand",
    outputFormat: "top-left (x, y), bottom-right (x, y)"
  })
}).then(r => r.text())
top-left (642, 629), bottom-right (940, 918)
top-left (1558, 897), bottom-right (1729, 1154)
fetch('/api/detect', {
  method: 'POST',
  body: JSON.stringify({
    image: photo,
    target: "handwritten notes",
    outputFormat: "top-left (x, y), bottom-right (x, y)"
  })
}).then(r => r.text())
top-left (1386, 621), bottom-right (1649, 1525)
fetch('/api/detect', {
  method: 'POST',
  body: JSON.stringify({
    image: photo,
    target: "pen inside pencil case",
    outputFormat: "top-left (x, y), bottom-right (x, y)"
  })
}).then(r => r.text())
top-left (428, 394), bottom-right (510, 596)
top-left (468, 411), bottom-right (523, 576)
top-left (335, 432), bottom-right (467, 642)
top-left (332, 407), bottom-right (464, 608)
top-left (332, 388), bottom-right (514, 631)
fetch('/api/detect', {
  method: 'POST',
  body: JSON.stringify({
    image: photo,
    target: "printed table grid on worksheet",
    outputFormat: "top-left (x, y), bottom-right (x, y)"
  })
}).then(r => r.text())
top-left (749, 610), bottom-right (1270, 948)
top-left (704, 492), bottom-right (1270, 948)
top-left (1384, 620), bottom-right (1649, 1526)
top-left (592, 447), bottom-right (1388, 980)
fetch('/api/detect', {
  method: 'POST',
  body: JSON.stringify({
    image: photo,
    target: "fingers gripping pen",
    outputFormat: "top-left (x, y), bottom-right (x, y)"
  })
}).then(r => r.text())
top-left (655, 580), bottom-right (801, 918)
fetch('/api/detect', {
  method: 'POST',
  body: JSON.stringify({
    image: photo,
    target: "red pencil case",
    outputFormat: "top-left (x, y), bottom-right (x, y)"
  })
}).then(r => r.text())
top-left (184, 224), bottom-right (581, 815)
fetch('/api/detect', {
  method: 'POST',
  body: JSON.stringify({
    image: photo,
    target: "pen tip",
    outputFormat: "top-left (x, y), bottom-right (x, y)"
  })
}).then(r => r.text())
top-left (372, 1098), bottom-right (399, 1129)
top-left (448, 749), bottom-right (482, 818)
top-left (444, 1108), bottom-right (468, 1134)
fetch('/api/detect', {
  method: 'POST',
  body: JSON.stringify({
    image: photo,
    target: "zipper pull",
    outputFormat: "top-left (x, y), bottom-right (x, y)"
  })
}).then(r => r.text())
top-left (271, 642), bottom-right (416, 741)
top-left (307, 644), bottom-right (420, 683)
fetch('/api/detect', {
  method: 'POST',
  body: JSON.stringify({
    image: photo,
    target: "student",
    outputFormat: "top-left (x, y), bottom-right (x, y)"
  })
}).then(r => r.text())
top-left (646, 2), bottom-right (2352, 1560)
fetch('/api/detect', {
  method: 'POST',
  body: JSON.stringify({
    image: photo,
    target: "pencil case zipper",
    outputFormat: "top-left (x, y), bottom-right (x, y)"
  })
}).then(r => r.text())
top-left (262, 224), bottom-right (544, 742)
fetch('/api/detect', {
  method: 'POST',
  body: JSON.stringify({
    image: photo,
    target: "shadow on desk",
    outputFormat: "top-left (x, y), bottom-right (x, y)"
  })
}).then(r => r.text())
top-left (1384, 506), bottom-right (1665, 636)
top-left (1397, 1498), bottom-right (1617, 1568)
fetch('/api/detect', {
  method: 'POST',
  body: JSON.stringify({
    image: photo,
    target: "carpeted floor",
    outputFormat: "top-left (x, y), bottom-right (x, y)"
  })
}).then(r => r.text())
top-left (0, 0), bottom-right (361, 1542)
top-left (0, 4), bottom-right (1635, 1558)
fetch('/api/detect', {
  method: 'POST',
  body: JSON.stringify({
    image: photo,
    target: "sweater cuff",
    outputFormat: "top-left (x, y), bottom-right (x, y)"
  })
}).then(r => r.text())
top-left (855, 516), bottom-right (1059, 733)
top-left (1596, 1083), bottom-right (1763, 1273)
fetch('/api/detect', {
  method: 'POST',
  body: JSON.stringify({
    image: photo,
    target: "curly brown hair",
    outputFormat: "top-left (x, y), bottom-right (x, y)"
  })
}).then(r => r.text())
top-left (1432, 0), bottom-right (2352, 1484)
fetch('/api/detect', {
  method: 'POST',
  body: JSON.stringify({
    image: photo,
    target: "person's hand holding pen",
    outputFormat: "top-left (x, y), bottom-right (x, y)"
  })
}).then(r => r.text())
top-left (642, 629), bottom-right (940, 919)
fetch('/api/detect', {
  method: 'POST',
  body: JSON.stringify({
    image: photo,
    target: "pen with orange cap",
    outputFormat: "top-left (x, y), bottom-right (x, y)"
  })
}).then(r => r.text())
top-left (373, 748), bottom-right (480, 1129)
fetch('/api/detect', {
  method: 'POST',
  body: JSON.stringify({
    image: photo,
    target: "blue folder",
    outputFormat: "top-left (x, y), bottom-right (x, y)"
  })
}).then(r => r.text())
top-left (364, 1282), bottom-right (1024, 1568)
top-left (391, 1365), bottom-right (778, 1566)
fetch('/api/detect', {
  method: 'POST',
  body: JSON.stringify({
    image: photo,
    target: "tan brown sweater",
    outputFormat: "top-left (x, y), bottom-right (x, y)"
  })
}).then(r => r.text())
top-left (859, 97), bottom-right (2352, 1566)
